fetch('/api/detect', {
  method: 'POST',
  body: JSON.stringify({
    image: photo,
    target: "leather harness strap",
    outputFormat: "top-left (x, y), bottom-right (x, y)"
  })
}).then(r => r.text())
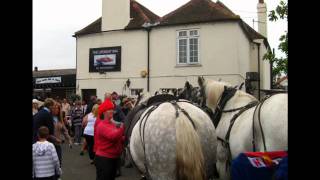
top-left (252, 95), bottom-right (274, 152)
top-left (212, 87), bottom-right (237, 127)
top-left (213, 86), bottom-right (261, 172)
top-left (131, 99), bottom-right (197, 180)
top-left (222, 101), bottom-right (259, 171)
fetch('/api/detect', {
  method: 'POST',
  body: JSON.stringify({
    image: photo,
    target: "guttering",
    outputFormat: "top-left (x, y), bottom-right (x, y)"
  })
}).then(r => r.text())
top-left (142, 22), bottom-right (159, 92)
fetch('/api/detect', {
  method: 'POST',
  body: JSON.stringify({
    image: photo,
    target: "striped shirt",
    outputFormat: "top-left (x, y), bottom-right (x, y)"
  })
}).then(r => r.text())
top-left (33, 141), bottom-right (61, 178)
top-left (71, 107), bottom-right (83, 126)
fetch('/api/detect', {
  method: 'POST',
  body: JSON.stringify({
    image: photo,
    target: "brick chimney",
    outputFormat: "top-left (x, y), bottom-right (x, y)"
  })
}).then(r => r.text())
top-left (102, 0), bottom-right (130, 31)
top-left (257, 0), bottom-right (267, 38)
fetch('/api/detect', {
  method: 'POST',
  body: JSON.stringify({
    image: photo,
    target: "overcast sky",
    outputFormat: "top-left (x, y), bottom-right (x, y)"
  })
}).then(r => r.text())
top-left (33, 0), bottom-right (287, 70)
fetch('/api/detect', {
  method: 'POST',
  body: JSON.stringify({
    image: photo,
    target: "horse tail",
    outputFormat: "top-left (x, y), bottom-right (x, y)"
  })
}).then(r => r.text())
top-left (176, 111), bottom-right (205, 180)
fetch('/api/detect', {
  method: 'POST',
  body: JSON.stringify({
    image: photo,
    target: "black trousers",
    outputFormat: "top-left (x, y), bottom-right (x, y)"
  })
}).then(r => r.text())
top-left (84, 134), bottom-right (95, 160)
top-left (54, 145), bottom-right (62, 166)
top-left (95, 155), bottom-right (118, 180)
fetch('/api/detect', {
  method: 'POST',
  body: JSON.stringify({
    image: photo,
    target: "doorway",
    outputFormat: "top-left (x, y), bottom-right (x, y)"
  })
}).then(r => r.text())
top-left (81, 89), bottom-right (97, 103)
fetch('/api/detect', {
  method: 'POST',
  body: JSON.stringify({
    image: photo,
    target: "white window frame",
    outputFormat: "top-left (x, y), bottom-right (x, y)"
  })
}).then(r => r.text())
top-left (176, 29), bottom-right (200, 65)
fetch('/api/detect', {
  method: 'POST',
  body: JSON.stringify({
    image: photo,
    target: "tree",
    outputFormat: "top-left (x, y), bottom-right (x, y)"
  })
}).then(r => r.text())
top-left (263, 0), bottom-right (288, 80)
top-left (69, 94), bottom-right (81, 102)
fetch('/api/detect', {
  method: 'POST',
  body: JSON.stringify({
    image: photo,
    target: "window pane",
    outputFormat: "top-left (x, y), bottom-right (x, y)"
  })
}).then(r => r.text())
top-left (179, 39), bottom-right (187, 64)
top-left (194, 56), bottom-right (198, 62)
top-left (194, 45), bottom-right (198, 51)
top-left (179, 39), bottom-right (187, 45)
top-left (192, 38), bottom-right (198, 45)
top-left (189, 38), bottom-right (198, 63)
top-left (190, 30), bottom-right (198, 36)
top-left (190, 45), bottom-right (194, 51)
top-left (179, 56), bottom-right (187, 63)
top-left (179, 31), bottom-right (187, 37)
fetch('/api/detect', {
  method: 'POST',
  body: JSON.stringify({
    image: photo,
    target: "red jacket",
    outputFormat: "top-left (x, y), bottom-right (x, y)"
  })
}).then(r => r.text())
top-left (95, 119), bottom-right (125, 158)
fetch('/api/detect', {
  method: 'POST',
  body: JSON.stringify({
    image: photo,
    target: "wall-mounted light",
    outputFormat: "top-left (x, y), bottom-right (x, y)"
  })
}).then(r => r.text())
top-left (140, 70), bottom-right (148, 78)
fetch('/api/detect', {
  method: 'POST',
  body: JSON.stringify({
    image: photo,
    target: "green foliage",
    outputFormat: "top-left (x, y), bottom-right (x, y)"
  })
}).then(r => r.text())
top-left (69, 94), bottom-right (81, 102)
top-left (263, 0), bottom-right (288, 78)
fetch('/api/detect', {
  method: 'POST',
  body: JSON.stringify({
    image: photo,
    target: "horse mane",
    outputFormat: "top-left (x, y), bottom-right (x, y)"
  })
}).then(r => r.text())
top-left (204, 79), bottom-right (231, 109)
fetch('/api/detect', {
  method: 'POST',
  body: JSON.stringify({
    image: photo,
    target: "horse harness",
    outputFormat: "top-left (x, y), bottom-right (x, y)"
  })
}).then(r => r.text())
top-left (126, 94), bottom-right (198, 180)
top-left (212, 86), bottom-right (275, 172)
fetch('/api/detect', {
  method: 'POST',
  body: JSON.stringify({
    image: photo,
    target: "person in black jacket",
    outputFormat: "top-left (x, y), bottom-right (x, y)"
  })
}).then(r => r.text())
top-left (33, 98), bottom-right (58, 144)
top-left (84, 95), bottom-right (97, 116)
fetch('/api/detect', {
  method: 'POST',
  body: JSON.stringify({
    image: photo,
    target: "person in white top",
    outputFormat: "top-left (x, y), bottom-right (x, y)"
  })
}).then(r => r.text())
top-left (33, 100), bottom-right (39, 116)
top-left (61, 98), bottom-right (71, 117)
top-left (82, 104), bottom-right (99, 164)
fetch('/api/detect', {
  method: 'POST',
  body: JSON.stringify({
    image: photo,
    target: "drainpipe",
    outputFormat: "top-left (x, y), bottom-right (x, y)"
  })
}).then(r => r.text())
top-left (143, 22), bottom-right (159, 92)
top-left (256, 43), bottom-right (261, 100)
top-left (147, 28), bottom-right (151, 92)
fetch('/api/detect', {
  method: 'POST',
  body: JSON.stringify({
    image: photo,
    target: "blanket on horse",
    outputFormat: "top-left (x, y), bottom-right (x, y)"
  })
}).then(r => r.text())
top-left (231, 151), bottom-right (288, 180)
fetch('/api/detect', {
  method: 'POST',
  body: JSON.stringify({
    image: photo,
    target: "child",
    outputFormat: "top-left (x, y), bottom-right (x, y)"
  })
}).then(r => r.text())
top-left (33, 126), bottom-right (62, 180)
top-left (71, 101), bottom-right (84, 145)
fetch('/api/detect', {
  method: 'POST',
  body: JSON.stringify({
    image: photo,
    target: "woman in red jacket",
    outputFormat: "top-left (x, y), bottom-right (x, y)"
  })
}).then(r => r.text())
top-left (94, 99), bottom-right (125, 180)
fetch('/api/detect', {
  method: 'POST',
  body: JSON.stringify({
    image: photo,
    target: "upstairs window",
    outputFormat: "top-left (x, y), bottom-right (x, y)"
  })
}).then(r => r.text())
top-left (177, 29), bottom-right (200, 65)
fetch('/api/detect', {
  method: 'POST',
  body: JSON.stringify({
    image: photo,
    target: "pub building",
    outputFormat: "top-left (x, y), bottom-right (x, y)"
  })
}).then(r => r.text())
top-left (33, 67), bottom-right (76, 100)
top-left (74, 0), bottom-right (271, 99)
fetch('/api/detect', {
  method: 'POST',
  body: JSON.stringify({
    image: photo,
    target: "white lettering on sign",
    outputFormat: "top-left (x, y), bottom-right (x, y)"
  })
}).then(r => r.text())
top-left (36, 77), bottom-right (62, 84)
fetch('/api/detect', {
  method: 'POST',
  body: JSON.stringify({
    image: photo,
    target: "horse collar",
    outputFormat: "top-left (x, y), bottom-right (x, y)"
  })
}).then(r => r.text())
top-left (212, 87), bottom-right (237, 127)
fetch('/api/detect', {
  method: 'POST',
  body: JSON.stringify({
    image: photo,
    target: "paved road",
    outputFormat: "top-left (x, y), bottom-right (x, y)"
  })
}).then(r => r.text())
top-left (61, 143), bottom-right (141, 180)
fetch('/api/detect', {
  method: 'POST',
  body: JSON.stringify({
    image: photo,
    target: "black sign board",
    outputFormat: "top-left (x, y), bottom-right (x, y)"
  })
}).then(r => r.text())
top-left (89, 46), bottom-right (121, 72)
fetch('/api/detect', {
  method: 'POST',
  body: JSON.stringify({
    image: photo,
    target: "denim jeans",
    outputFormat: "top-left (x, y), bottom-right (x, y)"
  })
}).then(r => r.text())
top-left (74, 125), bottom-right (82, 143)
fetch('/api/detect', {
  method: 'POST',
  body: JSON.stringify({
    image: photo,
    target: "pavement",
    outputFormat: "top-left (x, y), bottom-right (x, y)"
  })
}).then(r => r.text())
top-left (60, 143), bottom-right (141, 180)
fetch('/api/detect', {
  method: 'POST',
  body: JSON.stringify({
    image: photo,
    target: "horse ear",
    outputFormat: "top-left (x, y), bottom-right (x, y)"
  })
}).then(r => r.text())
top-left (185, 81), bottom-right (191, 89)
top-left (198, 76), bottom-right (204, 87)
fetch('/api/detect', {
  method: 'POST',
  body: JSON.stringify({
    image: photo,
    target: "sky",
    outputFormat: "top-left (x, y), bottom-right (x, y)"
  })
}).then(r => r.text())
top-left (33, 0), bottom-right (287, 70)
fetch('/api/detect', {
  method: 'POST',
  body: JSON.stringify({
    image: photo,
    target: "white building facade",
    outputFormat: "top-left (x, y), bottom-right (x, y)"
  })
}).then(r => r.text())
top-left (74, 0), bottom-right (270, 99)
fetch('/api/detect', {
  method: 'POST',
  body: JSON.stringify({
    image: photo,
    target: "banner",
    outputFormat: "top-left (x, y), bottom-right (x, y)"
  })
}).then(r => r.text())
top-left (36, 77), bottom-right (62, 84)
top-left (89, 46), bottom-right (121, 72)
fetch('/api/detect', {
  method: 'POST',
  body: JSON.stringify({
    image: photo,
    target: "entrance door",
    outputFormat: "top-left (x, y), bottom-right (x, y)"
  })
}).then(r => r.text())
top-left (81, 89), bottom-right (97, 103)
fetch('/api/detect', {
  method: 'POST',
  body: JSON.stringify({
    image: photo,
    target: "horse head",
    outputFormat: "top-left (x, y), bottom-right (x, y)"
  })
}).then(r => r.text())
top-left (178, 81), bottom-right (197, 101)
top-left (178, 81), bottom-right (191, 100)
top-left (197, 76), bottom-right (232, 110)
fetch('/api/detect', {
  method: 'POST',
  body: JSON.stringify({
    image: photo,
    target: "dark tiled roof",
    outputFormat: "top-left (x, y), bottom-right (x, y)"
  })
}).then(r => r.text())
top-left (74, 0), bottom-right (267, 45)
top-left (239, 21), bottom-right (265, 40)
top-left (125, 1), bottom-right (160, 29)
top-left (239, 21), bottom-right (269, 48)
top-left (160, 0), bottom-right (240, 26)
top-left (74, 18), bottom-right (102, 36)
top-left (74, 0), bottom-right (160, 36)
top-left (33, 69), bottom-right (76, 77)
top-left (216, 1), bottom-right (236, 16)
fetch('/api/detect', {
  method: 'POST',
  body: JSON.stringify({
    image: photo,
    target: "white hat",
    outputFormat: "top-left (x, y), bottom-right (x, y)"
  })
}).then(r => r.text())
top-left (33, 99), bottom-right (44, 106)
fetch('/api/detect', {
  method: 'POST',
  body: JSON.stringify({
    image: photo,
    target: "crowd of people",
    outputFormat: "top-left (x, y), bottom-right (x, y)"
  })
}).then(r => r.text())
top-left (32, 92), bottom-right (135, 180)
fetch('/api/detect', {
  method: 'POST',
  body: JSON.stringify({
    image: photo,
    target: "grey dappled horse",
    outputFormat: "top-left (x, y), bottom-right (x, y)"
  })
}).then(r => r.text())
top-left (127, 93), bottom-right (218, 180)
